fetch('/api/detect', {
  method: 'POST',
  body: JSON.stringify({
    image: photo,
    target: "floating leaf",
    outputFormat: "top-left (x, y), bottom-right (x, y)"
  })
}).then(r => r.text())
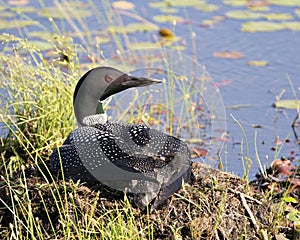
top-left (129, 41), bottom-right (160, 49)
top-left (129, 40), bottom-right (184, 51)
top-left (248, 6), bottom-right (270, 11)
top-left (195, 3), bottom-right (219, 12)
top-left (8, 0), bottom-right (28, 5)
top-left (159, 8), bottom-right (178, 13)
top-left (159, 28), bottom-right (174, 38)
top-left (264, 13), bottom-right (294, 20)
top-left (0, 19), bottom-right (39, 29)
top-left (171, 45), bottom-right (186, 51)
top-left (248, 60), bottom-right (268, 66)
top-left (223, 0), bottom-right (248, 6)
top-left (269, 0), bottom-right (300, 6)
top-left (95, 36), bottom-right (111, 44)
top-left (201, 16), bottom-right (225, 27)
top-left (201, 19), bottom-right (216, 27)
top-left (295, 8), bottom-right (300, 18)
top-left (283, 21), bottom-right (300, 30)
top-left (242, 21), bottom-right (285, 32)
top-left (274, 99), bottom-right (300, 109)
top-left (30, 40), bottom-right (54, 51)
top-left (27, 31), bottom-right (56, 41)
top-left (226, 10), bottom-right (264, 19)
top-left (112, 1), bottom-right (135, 10)
top-left (213, 51), bottom-right (244, 59)
top-left (9, 6), bottom-right (36, 13)
top-left (108, 23), bottom-right (158, 34)
top-left (153, 14), bottom-right (184, 23)
top-left (148, 2), bottom-right (168, 8)
top-left (0, 11), bottom-right (15, 18)
top-left (16, 40), bottom-right (53, 51)
top-left (38, 7), bottom-right (92, 19)
top-left (163, 0), bottom-right (206, 7)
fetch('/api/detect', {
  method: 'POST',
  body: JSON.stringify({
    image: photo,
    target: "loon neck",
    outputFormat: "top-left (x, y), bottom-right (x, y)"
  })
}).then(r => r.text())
top-left (74, 72), bottom-right (108, 126)
top-left (82, 113), bottom-right (108, 126)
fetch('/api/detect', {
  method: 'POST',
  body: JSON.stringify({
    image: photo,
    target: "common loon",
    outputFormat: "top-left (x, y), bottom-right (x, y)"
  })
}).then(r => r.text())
top-left (50, 67), bottom-right (193, 210)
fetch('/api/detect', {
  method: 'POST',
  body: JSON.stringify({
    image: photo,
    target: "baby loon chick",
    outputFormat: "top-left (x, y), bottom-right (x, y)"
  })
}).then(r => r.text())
top-left (50, 67), bottom-right (193, 210)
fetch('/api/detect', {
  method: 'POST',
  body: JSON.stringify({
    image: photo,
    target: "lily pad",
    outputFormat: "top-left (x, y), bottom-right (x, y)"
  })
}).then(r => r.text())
top-left (16, 40), bottom-right (54, 51)
top-left (223, 0), bottom-right (248, 6)
top-left (38, 7), bottom-right (92, 19)
top-left (283, 21), bottom-right (300, 30)
top-left (0, 11), bottom-right (16, 18)
top-left (242, 21), bottom-right (285, 32)
top-left (150, 0), bottom-right (207, 8)
top-left (247, 6), bottom-right (270, 12)
top-left (269, 0), bottom-right (300, 6)
top-left (112, 1), bottom-right (135, 10)
top-left (8, 0), bottom-right (29, 5)
top-left (248, 60), bottom-right (268, 66)
top-left (153, 15), bottom-right (184, 23)
top-left (264, 13), bottom-right (294, 21)
top-left (129, 41), bottom-right (160, 49)
top-left (213, 51), bottom-right (245, 59)
top-left (0, 19), bottom-right (39, 30)
top-left (9, 6), bottom-right (36, 13)
top-left (129, 37), bottom-right (183, 50)
top-left (165, 0), bottom-right (207, 7)
top-left (108, 23), bottom-right (158, 34)
top-left (95, 36), bottom-right (111, 44)
top-left (201, 16), bottom-right (225, 27)
top-left (226, 10), bottom-right (264, 20)
top-left (201, 19), bottom-right (216, 27)
top-left (29, 40), bottom-right (54, 51)
top-left (195, 3), bottom-right (219, 12)
top-left (27, 31), bottom-right (56, 41)
top-left (148, 2), bottom-right (168, 8)
top-left (159, 8), bottom-right (178, 14)
top-left (274, 99), bottom-right (300, 109)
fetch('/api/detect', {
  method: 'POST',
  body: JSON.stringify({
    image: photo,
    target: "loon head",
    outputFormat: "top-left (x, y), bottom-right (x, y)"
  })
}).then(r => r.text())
top-left (73, 67), bottom-right (161, 126)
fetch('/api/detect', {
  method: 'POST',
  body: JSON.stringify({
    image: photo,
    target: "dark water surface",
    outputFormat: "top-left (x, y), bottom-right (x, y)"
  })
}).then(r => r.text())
top-left (1, 0), bottom-right (300, 178)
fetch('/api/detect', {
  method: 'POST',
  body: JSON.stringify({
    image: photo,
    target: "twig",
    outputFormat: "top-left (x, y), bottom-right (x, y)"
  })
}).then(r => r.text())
top-left (215, 229), bottom-right (220, 240)
top-left (260, 229), bottom-right (269, 240)
top-left (228, 188), bottom-right (262, 205)
top-left (217, 226), bottom-right (229, 240)
top-left (240, 192), bottom-right (259, 233)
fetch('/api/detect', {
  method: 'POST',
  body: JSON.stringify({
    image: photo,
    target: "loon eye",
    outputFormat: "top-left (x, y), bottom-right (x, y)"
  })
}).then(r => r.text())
top-left (105, 75), bottom-right (113, 83)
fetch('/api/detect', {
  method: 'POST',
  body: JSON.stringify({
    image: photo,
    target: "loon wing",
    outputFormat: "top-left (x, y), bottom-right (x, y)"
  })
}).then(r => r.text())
top-left (50, 123), bottom-right (192, 209)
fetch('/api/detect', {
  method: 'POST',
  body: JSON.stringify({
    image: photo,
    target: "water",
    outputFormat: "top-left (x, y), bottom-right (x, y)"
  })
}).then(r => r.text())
top-left (1, 0), bottom-right (300, 178)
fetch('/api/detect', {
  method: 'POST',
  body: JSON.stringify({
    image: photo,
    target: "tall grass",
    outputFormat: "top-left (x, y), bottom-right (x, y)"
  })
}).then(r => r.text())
top-left (0, 32), bottom-right (199, 240)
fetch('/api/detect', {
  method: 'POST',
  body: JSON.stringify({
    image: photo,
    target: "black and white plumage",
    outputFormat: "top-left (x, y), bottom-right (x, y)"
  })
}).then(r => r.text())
top-left (50, 67), bottom-right (193, 210)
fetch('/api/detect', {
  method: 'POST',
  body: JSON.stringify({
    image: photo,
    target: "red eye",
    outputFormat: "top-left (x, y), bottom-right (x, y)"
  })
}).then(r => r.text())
top-left (105, 75), bottom-right (113, 82)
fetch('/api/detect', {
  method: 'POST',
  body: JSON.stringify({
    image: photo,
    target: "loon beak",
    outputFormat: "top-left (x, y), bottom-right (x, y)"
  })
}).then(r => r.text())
top-left (100, 74), bottom-right (162, 101)
top-left (124, 76), bottom-right (162, 87)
